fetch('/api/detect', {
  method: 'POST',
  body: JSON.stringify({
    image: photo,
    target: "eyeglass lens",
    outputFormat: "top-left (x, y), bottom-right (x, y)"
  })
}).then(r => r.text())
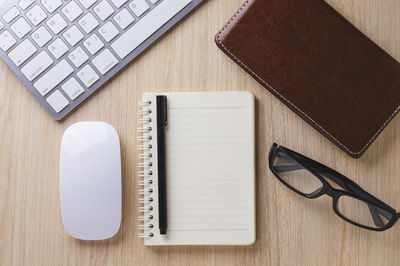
top-left (336, 195), bottom-right (393, 229)
top-left (273, 150), bottom-right (323, 196)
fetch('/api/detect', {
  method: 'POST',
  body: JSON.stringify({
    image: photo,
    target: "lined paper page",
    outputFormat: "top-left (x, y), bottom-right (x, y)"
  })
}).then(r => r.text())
top-left (167, 106), bottom-right (251, 230)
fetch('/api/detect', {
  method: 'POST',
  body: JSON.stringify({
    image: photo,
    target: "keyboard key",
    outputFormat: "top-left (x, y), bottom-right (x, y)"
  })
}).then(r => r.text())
top-left (0, 30), bottom-right (17, 52)
top-left (83, 34), bottom-right (104, 55)
top-left (3, 6), bottom-right (20, 23)
top-left (10, 17), bottom-right (32, 38)
top-left (94, 0), bottom-right (115, 21)
top-left (98, 21), bottom-right (119, 42)
top-left (61, 77), bottom-right (85, 100)
top-left (129, 0), bottom-right (150, 17)
top-left (34, 59), bottom-right (73, 96)
top-left (41, 0), bottom-right (63, 13)
top-left (79, 0), bottom-right (98, 9)
top-left (63, 25), bottom-right (84, 46)
top-left (31, 26), bottom-right (52, 47)
top-left (47, 13), bottom-right (68, 34)
top-left (78, 13), bottom-right (99, 34)
top-left (18, 0), bottom-right (35, 10)
top-left (68, 46), bottom-right (89, 67)
top-left (21, 51), bottom-right (53, 81)
top-left (62, 1), bottom-right (83, 22)
top-left (92, 49), bottom-right (118, 75)
top-left (46, 90), bottom-right (69, 113)
top-left (77, 65), bottom-right (99, 87)
top-left (112, 0), bottom-right (192, 59)
top-left (113, 9), bottom-right (134, 30)
top-left (27, 5), bottom-right (47, 26)
top-left (48, 38), bottom-right (69, 59)
top-left (8, 39), bottom-right (37, 66)
top-left (111, 0), bottom-right (128, 8)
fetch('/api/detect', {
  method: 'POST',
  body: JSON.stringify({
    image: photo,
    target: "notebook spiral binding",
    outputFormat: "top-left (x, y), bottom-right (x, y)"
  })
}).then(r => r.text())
top-left (137, 100), bottom-right (154, 239)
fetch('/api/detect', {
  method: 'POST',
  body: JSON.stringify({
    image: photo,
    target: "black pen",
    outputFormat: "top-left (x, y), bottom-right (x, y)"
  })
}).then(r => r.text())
top-left (156, 95), bottom-right (168, 235)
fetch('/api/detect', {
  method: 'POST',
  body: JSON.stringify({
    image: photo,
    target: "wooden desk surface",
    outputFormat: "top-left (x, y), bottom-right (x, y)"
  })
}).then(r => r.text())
top-left (1, 0), bottom-right (400, 265)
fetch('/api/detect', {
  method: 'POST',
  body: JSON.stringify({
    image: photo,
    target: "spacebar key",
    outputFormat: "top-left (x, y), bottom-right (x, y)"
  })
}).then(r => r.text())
top-left (34, 59), bottom-right (73, 96)
top-left (111, 0), bottom-right (192, 59)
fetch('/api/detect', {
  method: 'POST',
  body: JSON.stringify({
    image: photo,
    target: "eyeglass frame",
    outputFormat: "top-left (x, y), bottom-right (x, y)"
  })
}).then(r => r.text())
top-left (268, 143), bottom-right (400, 231)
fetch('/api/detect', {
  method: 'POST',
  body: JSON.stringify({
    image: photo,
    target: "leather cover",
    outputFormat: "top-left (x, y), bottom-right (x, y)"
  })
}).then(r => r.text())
top-left (215, 0), bottom-right (400, 158)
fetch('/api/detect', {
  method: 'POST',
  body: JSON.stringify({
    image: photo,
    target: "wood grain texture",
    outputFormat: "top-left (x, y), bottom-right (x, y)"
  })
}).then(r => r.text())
top-left (0, 0), bottom-right (399, 265)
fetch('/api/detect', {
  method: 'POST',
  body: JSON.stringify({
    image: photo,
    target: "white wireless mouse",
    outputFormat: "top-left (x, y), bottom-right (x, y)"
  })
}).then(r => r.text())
top-left (59, 122), bottom-right (122, 240)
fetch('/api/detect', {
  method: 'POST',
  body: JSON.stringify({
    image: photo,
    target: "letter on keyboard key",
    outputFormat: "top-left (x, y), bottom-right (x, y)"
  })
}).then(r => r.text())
top-left (113, 9), bottom-right (134, 30)
top-left (8, 39), bottom-right (37, 66)
top-left (98, 21), bottom-right (119, 42)
top-left (112, 0), bottom-right (192, 59)
top-left (47, 14), bottom-right (68, 34)
top-left (83, 34), bottom-right (104, 55)
top-left (31, 26), bottom-right (53, 47)
top-left (63, 25), bottom-right (84, 46)
top-left (46, 90), bottom-right (69, 113)
top-left (92, 49), bottom-right (118, 75)
top-left (77, 65), bottom-right (99, 87)
top-left (68, 46), bottom-right (89, 67)
top-left (48, 38), bottom-right (69, 59)
top-left (62, 1), bottom-right (83, 22)
top-left (94, 0), bottom-right (115, 21)
top-left (0, 30), bottom-right (17, 52)
top-left (78, 13), bottom-right (99, 34)
top-left (34, 59), bottom-right (73, 96)
top-left (21, 51), bottom-right (53, 81)
top-left (129, 0), bottom-right (150, 17)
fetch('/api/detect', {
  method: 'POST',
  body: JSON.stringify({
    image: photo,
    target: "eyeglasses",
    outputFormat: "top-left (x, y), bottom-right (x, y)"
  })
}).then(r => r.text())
top-left (268, 143), bottom-right (400, 231)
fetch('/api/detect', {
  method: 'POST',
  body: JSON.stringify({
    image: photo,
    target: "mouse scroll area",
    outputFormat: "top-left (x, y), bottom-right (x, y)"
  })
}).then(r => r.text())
top-left (59, 122), bottom-right (122, 240)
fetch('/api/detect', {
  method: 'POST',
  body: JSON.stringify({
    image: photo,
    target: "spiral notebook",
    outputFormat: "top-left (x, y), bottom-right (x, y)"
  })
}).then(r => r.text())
top-left (137, 91), bottom-right (255, 245)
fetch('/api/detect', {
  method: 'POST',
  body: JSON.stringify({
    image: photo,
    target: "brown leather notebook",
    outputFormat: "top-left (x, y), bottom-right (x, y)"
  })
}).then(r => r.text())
top-left (215, 0), bottom-right (400, 158)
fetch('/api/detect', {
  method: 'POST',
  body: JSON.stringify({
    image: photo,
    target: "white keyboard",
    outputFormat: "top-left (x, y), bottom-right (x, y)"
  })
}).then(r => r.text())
top-left (0, 0), bottom-right (203, 120)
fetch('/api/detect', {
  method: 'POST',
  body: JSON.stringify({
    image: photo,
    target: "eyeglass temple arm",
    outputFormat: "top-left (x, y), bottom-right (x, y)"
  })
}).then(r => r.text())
top-left (274, 161), bottom-right (388, 226)
top-left (274, 163), bottom-right (361, 195)
top-left (310, 169), bottom-right (393, 221)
